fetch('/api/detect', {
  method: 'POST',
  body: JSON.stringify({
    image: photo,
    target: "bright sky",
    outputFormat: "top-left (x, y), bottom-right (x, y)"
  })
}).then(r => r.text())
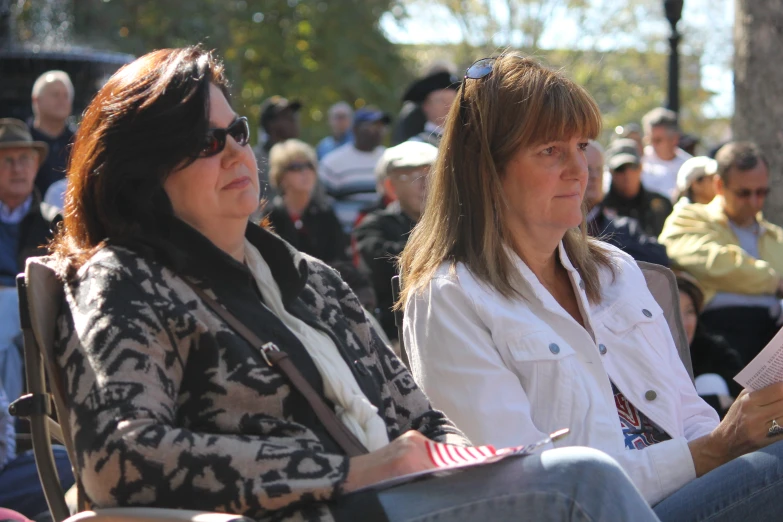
top-left (381, 0), bottom-right (733, 119)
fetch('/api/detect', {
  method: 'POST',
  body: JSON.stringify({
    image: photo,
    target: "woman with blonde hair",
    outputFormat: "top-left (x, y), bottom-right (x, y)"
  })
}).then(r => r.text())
top-left (400, 54), bottom-right (783, 520)
top-left (264, 138), bottom-right (347, 264)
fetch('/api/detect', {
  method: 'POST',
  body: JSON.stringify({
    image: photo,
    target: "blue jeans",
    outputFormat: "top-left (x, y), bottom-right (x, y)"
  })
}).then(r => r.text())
top-left (653, 440), bottom-right (783, 521)
top-left (378, 446), bottom-right (659, 522)
top-left (0, 446), bottom-right (75, 518)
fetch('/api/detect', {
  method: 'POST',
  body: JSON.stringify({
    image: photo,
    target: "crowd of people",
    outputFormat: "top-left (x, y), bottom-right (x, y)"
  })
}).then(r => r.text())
top-left (2, 45), bottom-right (783, 522)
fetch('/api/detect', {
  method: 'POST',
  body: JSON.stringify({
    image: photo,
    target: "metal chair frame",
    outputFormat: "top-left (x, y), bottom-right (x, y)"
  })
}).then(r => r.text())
top-left (10, 258), bottom-right (251, 522)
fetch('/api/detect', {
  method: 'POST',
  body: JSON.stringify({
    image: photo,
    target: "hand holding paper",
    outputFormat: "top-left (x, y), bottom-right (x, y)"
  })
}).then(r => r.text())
top-left (735, 326), bottom-right (783, 390)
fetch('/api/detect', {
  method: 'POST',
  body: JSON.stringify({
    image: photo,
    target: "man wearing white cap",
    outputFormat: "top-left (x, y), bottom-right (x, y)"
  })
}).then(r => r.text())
top-left (354, 141), bottom-right (437, 340)
top-left (674, 156), bottom-right (718, 208)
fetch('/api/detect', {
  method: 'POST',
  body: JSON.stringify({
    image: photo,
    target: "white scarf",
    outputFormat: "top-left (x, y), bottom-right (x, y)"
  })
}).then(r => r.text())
top-left (244, 241), bottom-right (390, 451)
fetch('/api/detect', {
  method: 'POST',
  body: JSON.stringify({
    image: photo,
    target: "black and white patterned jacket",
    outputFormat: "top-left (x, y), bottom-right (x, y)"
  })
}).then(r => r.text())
top-left (54, 217), bottom-right (468, 521)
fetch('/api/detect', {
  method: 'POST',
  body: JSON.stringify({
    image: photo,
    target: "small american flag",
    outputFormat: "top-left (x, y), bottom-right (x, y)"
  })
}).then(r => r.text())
top-left (425, 428), bottom-right (570, 469)
top-left (352, 428), bottom-right (570, 493)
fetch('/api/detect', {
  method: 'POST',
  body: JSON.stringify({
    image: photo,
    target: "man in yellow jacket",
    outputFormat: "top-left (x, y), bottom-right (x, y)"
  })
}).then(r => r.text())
top-left (660, 141), bottom-right (783, 364)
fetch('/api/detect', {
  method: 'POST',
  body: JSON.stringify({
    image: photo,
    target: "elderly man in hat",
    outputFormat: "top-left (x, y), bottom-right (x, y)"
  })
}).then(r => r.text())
top-left (0, 118), bottom-right (58, 427)
top-left (404, 71), bottom-right (460, 147)
top-left (602, 138), bottom-right (673, 237)
top-left (0, 119), bottom-right (56, 288)
top-left (254, 96), bottom-right (302, 199)
top-left (319, 106), bottom-right (390, 232)
top-left (354, 141), bottom-right (437, 340)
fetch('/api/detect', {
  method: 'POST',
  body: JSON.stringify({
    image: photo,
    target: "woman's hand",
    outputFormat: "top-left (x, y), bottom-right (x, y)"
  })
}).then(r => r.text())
top-left (342, 430), bottom-right (436, 493)
top-left (689, 383), bottom-right (783, 476)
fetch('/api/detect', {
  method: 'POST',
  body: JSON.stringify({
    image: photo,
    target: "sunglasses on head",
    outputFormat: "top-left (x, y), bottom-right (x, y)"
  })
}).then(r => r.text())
top-left (732, 187), bottom-right (770, 199)
top-left (199, 116), bottom-right (250, 157)
top-left (458, 57), bottom-right (497, 115)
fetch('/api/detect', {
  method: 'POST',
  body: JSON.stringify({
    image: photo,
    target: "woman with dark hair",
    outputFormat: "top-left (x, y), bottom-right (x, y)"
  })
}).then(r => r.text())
top-left (676, 272), bottom-right (743, 416)
top-left (400, 54), bottom-right (783, 520)
top-left (47, 47), bottom-right (658, 521)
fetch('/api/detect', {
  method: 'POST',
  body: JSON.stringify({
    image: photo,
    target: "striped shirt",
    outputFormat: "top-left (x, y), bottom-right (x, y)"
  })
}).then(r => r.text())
top-left (318, 144), bottom-right (384, 232)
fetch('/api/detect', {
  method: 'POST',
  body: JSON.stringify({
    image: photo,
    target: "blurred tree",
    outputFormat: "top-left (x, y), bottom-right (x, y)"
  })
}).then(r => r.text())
top-left (59, 0), bottom-right (410, 145)
top-left (398, 0), bottom-right (729, 148)
top-left (734, 0), bottom-right (783, 225)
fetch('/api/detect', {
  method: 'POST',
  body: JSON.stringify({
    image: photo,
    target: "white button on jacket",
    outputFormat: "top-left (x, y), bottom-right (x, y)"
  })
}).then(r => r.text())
top-left (404, 243), bottom-right (720, 505)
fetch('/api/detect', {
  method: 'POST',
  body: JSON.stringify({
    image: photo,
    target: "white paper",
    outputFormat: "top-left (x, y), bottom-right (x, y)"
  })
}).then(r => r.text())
top-left (734, 326), bottom-right (783, 390)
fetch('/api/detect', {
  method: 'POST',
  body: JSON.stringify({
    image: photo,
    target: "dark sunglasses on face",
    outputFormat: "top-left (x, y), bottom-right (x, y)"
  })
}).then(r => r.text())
top-left (199, 116), bottom-right (250, 157)
top-left (284, 161), bottom-right (314, 172)
top-left (732, 187), bottom-right (770, 199)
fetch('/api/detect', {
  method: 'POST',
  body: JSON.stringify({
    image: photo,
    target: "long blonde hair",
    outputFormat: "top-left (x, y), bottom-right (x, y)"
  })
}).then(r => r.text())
top-left (397, 54), bottom-right (614, 307)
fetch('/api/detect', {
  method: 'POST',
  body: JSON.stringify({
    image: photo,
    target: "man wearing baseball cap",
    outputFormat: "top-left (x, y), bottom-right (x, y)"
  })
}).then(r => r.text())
top-left (584, 141), bottom-right (669, 266)
top-left (319, 106), bottom-right (391, 232)
top-left (602, 138), bottom-right (673, 237)
top-left (254, 96), bottom-right (302, 199)
top-left (354, 141), bottom-right (437, 340)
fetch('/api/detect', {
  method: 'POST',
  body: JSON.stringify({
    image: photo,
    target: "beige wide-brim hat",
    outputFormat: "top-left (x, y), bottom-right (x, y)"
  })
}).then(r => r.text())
top-left (0, 118), bottom-right (49, 162)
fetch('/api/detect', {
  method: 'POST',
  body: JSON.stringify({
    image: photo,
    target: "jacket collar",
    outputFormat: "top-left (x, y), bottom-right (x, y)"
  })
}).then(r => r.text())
top-left (0, 194), bottom-right (33, 224)
top-left (505, 241), bottom-right (579, 299)
top-left (605, 184), bottom-right (647, 206)
top-left (158, 216), bottom-right (309, 305)
top-left (705, 196), bottom-right (776, 238)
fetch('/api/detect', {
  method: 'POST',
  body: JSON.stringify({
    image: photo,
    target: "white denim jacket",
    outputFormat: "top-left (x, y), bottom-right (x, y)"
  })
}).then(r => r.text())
top-left (404, 242), bottom-right (720, 505)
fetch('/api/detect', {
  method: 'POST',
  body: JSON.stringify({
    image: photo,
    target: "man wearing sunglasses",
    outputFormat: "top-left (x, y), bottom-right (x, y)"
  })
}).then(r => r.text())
top-left (661, 141), bottom-right (783, 364)
top-left (254, 96), bottom-right (302, 199)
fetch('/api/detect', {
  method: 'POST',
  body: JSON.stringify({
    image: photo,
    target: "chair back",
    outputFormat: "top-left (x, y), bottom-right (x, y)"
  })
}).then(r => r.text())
top-left (11, 257), bottom-right (79, 522)
top-left (11, 257), bottom-right (294, 522)
top-left (637, 262), bottom-right (694, 381)
top-left (390, 275), bottom-right (407, 367)
top-left (391, 262), bottom-right (695, 381)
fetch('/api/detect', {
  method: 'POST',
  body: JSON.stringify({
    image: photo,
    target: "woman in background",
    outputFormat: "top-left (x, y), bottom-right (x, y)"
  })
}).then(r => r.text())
top-left (674, 156), bottom-right (717, 208)
top-left (264, 138), bottom-right (347, 264)
top-left (677, 271), bottom-right (743, 417)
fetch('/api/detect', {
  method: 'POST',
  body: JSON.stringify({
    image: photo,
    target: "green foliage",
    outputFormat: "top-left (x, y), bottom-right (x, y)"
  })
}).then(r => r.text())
top-left (65, 0), bottom-right (410, 145)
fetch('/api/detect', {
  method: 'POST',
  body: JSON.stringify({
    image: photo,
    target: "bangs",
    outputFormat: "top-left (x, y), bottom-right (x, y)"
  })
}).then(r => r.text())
top-left (527, 79), bottom-right (601, 146)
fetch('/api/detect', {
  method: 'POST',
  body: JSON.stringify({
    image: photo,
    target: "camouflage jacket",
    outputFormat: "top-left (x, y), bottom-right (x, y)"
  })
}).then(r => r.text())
top-left (55, 218), bottom-right (467, 521)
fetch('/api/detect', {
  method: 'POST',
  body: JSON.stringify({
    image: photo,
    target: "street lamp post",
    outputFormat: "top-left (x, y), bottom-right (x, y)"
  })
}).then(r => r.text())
top-left (664, 0), bottom-right (684, 114)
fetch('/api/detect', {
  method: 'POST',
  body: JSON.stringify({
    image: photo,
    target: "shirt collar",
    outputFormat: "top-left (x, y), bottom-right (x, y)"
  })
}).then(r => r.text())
top-left (505, 240), bottom-right (578, 297)
top-left (0, 195), bottom-right (33, 224)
